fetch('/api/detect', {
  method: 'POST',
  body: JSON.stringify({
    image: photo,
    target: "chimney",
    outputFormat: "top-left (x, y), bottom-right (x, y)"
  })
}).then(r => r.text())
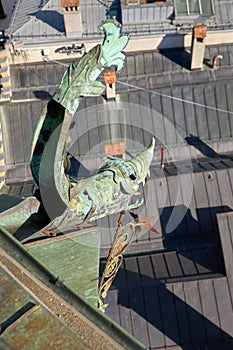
top-left (61, 0), bottom-right (82, 37)
top-left (105, 142), bottom-right (126, 158)
top-left (104, 69), bottom-right (116, 100)
top-left (190, 24), bottom-right (207, 71)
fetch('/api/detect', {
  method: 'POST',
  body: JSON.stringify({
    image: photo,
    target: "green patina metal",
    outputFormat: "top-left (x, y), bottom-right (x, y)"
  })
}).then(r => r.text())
top-left (0, 267), bottom-right (35, 323)
top-left (0, 19), bottom-right (155, 236)
top-left (27, 18), bottom-right (155, 236)
top-left (0, 228), bottom-right (148, 350)
top-left (0, 19), bottom-right (156, 318)
top-left (38, 136), bottom-right (155, 236)
top-left (2, 307), bottom-right (88, 350)
top-left (0, 194), bottom-right (39, 233)
top-left (29, 19), bottom-right (134, 233)
top-left (0, 268), bottom-right (88, 349)
top-left (28, 229), bottom-right (101, 307)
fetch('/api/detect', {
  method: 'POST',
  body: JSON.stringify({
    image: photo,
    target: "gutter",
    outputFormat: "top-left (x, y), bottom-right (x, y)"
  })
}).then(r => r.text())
top-left (4, 27), bottom-right (233, 65)
top-left (0, 225), bottom-right (148, 350)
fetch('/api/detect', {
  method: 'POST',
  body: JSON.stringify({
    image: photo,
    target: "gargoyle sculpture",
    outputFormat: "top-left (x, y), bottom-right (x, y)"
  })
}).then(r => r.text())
top-left (0, 19), bottom-right (156, 312)
top-left (37, 137), bottom-right (155, 236)
top-left (28, 19), bottom-right (155, 237)
top-left (0, 19), bottom-right (155, 242)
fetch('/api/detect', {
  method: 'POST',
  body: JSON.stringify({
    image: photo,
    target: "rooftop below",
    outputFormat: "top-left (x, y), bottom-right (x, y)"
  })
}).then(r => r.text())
top-left (0, 0), bottom-right (232, 47)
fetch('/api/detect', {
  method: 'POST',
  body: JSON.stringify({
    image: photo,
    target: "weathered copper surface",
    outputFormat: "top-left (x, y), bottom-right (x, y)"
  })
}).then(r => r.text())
top-left (28, 229), bottom-right (101, 307)
top-left (0, 268), bottom-right (35, 324)
top-left (0, 267), bottom-right (88, 349)
top-left (0, 194), bottom-right (39, 233)
top-left (0, 19), bottom-right (154, 325)
top-left (0, 20), bottom-right (154, 241)
top-left (0, 19), bottom-right (133, 237)
top-left (27, 19), bottom-right (134, 236)
top-left (20, 19), bottom-right (153, 239)
top-left (0, 230), bottom-right (146, 350)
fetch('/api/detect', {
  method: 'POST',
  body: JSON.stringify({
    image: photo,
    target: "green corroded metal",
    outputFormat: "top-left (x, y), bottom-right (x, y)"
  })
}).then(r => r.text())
top-left (53, 20), bottom-right (129, 114)
top-left (0, 194), bottom-right (40, 233)
top-left (0, 19), bottom-right (155, 240)
top-left (30, 19), bottom-right (129, 192)
top-left (36, 137), bottom-right (155, 235)
top-left (0, 228), bottom-right (149, 350)
top-left (28, 19), bottom-right (131, 231)
top-left (69, 137), bottom-right (155, 222)
top-left (28, 229), bottom-right (100, 307)
top-left (0, 268), bottom-right (88, 349)
top-left (29, 18), bottom-right (152, 235)
top-left (0, 267), bottom-right (35, 322)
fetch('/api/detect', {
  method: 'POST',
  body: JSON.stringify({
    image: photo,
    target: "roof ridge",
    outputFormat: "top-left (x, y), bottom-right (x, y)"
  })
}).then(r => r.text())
top-left (6, 0), bottom-right (50, 37)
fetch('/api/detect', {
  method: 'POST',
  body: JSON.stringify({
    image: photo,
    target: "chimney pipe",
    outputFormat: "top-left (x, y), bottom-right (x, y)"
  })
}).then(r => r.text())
top-left (190, 24), bottom-right (207, 71)
top-left (61, 0), bottom-right (82, 37)
top-left (104, 68), bottom-right (117, 100)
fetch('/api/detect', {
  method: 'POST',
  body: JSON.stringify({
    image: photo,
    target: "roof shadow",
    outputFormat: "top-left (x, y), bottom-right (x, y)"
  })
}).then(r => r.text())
top-left (33, 90), bottom-right (53, 100)
top-left (31, 10), bottom-right (65, 32)
top-left (185, 134), bottom-right (229, 158)
top-left (158, 204), bottom-right (231, 274)
top-left (159, 204), bottom-right (231, 240)
top-left (100, 204), bottom-right (233, 348)
top-left (107, 0), bottom-right (121, 23)
top-left (115, 269), bottom-right (233, 349)
top-left (158, 34), bottom-right (190, 70)
top-left (159, 47), bottom-right (191, 70)
top-left (65, 154), bottom-right (91, 181)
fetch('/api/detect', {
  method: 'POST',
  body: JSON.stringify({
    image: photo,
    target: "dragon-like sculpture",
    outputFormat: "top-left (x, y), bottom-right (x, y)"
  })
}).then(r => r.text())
top-left (27, 19), bottom-right (155, 237)
top-left (0, 19), bottom-right (155, 243)
top-left (0, 19), bottom-right (156, 311)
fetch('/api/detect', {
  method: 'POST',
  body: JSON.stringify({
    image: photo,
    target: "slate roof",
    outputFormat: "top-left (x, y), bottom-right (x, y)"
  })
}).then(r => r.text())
top-left (7, 0), bottom-right (49, 37)
top-left (4, 0), bottom-right (233, 42)
top-left (215, 0), bottom-right (233, 25)
top-left (100, 207), bottom-right (233, 349)
top-left (1, 42), bottom-right (233, 348)
top-left (103, 266), bottom-right (233, 349)
top-left (4, 43), bottom-right (233, 180)
top-left (7, 0), bottom-right (65, 41)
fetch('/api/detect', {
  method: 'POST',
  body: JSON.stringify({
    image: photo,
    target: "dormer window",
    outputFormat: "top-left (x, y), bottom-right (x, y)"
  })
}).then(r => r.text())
top-left (175, 0), bottom-right (214, 18)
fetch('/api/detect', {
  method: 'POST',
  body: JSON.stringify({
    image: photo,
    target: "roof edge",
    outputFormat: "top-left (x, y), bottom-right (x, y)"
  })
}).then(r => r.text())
top-left (0, 225), bottom-right (147, 350)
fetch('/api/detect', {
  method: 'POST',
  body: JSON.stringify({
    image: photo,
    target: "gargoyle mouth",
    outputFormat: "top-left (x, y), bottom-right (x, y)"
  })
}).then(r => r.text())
top-left (128, 137), bottom-right (155, 185)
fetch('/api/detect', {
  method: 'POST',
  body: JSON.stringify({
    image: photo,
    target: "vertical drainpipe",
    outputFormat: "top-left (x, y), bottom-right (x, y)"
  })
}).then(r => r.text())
top-left (0, 120), bottom-right (6, 189)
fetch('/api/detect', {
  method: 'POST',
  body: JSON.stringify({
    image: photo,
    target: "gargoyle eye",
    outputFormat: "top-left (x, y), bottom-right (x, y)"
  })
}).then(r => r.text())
top-left (129, 174), bottom-right (136, 180)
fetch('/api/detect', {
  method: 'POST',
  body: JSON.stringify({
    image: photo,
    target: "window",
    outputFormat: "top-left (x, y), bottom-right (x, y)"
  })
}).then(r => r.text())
top-left (175, 0), bottom-right (214, 17)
